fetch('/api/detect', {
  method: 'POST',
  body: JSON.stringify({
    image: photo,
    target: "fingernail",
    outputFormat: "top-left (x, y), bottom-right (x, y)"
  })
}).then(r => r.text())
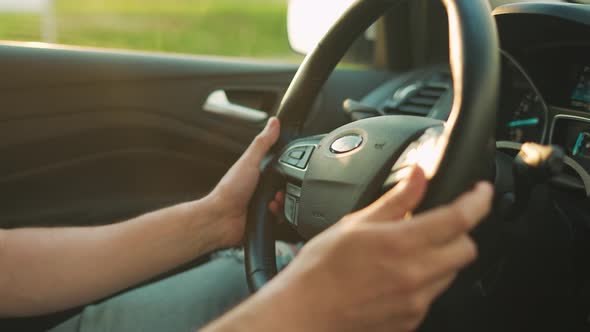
top-left (262, 117), bottom-right (275, 133)
top-left (268, 116), bottom-right (277, 127)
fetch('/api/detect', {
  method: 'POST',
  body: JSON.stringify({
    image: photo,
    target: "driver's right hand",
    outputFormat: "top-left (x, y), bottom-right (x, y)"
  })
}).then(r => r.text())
top-left (203, 166), bottom-right (493, 332)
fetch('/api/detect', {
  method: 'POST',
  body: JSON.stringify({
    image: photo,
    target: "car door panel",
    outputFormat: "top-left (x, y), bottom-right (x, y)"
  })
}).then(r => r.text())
top-left (0, 43), bottom-right (391, 230)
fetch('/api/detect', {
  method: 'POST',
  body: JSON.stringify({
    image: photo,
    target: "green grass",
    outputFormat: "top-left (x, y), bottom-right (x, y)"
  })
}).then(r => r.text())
top-left (0, 0), bottom-right (299, 59)
top-left (0, 14), bottom-right (41, 41)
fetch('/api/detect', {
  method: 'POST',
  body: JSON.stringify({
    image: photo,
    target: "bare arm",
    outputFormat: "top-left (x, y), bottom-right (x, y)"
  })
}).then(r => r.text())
top-left (0, 198), bottom-right (224, 317)
top-left (0, 117), bottom-right (280, 318)
top-left (202, 168), bottom-right (493, 332)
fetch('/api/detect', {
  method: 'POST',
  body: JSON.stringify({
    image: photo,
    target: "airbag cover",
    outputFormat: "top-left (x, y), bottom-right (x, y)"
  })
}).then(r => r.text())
top-left (297, 116), bottom-right (443, 238)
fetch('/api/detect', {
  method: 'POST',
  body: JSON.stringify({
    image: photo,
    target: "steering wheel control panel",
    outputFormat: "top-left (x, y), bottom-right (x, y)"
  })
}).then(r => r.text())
top-left (283, 183), bottom-right (301, 226)
top-left (276, 142), bottom-right (318, 227)
top-left (279, 145), bottom-right (315, 170)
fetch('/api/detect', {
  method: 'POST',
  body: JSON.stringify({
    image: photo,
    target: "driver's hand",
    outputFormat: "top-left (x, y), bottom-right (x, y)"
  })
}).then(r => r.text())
top-left (249, 167), bottom-right (493, 332)
top-left (268, 191), bottom-right (286, 223)
top-left (208, 117), bottom-right (280, 248)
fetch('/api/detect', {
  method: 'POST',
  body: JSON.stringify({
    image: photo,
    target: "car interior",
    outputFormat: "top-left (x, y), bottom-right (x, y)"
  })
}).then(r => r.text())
top-left (0, 0), bottom-right (589, 331)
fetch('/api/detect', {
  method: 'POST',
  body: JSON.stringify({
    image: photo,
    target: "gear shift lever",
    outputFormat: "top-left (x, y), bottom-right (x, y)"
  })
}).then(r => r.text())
top-left (511, 143), bottom-right (565, 216)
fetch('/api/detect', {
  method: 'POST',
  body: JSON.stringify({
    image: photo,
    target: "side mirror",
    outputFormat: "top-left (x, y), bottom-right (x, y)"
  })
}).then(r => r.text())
top-left (287, 0), bottom-right (376, 63)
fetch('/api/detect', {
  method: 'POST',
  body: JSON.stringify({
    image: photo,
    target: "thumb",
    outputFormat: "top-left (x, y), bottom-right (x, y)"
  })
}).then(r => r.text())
top-left (357, 166), bottom-right (428, 222)
top-left (241, 117), bottom-right (281, 166)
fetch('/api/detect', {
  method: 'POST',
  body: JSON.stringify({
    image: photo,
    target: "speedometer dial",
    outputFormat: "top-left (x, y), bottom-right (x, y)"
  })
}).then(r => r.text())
top-left (506, 91), bottom-right (546, 143)
top-left (497, 53), bottom-right (548, 144)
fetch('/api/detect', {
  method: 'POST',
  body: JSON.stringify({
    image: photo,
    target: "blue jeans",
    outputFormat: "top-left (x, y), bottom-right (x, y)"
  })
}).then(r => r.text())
top-left (50, 243), bottom-right (300, 332)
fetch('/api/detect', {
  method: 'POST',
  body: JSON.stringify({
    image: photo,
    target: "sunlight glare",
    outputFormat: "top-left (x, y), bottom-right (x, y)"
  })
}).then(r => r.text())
top-left (288, 0), bottom-right (357, 53)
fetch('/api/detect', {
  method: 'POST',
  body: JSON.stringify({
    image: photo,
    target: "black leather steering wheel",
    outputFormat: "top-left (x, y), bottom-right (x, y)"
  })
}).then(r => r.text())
top-left (246, 0), bottom-right (500, 292)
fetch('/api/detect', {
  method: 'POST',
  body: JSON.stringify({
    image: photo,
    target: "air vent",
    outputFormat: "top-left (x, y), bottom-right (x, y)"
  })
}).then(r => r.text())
top-left (384, 73), bottom-right (451, 116)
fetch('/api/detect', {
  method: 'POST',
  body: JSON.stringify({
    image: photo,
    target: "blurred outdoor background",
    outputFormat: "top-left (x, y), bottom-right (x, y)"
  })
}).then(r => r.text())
top-left (0, 0), bottom-right (297, 59)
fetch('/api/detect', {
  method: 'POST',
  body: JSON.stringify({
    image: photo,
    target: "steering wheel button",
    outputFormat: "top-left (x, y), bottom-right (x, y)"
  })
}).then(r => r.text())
top-left (296, 157), bottom-right (310, 169)
top-left (284, 195), bottom-right (298, 225)
top-left (286, 183), bottom-right (302, 198)
top-left (286, 158), bottom-right (301, 167)
top-left (330, 135), bottom-right (363, 154)
top-left (279, 153), bottom-right (290, 163)
top-left (296, 146), bottom-right (315, 168)
top-left (289, 150), bottom-right (305, 159)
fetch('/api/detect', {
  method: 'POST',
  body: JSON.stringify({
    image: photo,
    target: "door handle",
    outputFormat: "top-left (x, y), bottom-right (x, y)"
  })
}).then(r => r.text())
top-left (203, 90), bottom-right (269, 122)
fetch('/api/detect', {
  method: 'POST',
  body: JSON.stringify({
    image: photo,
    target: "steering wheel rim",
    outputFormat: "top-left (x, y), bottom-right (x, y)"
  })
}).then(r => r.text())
top-left (246, 0), bottom-right (500, 292)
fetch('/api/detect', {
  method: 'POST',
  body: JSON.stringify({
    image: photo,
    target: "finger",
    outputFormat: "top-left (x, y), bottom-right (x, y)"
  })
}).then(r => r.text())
top-left (422, 273), bottom-right (456, 300)
top-left (274, 191), bottom-right (285, 206)
top-left (268, 201), bottom-right (280, 216)
top-left (240, 117), bottom-right (281, 166)
top-left (269, 192), bottom-right (285, 216)
top-left (417, 235), bottom-right (477, 285)
top-left (356, 166), bottom-right (428, 222)
top-left (402, 181), bottom-right (493, 246)
top-left (381, 274), bottom-right (456, 332)
top-left (268, 194), bottom-right (287, 223)
top-left (401, 273), bottom-right (455, 326)
top-left (268, 201), bottom-right (286, 223)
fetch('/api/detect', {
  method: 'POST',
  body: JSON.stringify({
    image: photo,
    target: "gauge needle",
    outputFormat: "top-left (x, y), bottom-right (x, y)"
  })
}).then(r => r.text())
top-left (573, 132), bottom-right (585, 157)
top-left (507, 117), bottom-right (540, 128)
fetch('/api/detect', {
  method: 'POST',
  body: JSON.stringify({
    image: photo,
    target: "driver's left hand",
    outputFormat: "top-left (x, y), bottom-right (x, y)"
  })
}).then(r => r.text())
top-left (208, 117), bottom-right (281, 248)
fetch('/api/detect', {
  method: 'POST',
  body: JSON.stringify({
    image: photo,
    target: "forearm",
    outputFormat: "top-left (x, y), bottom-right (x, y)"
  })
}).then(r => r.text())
top-left (200, 270), bottom-right (314, 332)
top-left (0, 196), bottom-right (229, 317)
top-left (200, 288), bottom-right (288, 332)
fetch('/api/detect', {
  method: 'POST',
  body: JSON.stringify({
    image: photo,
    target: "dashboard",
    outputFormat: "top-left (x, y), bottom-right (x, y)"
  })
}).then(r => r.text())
top-left (343, 4), bottom-right (590, 329)
top-left (493, 3), bottom-right (590, 194)
top-left (496, 48), bottom-right (590, 158)
top-left (356, 2), bottom-right (590, 196)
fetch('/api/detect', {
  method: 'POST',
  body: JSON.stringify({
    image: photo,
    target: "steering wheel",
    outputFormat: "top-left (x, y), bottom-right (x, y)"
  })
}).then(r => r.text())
top-left (246, 0), bottom-right (500, 292)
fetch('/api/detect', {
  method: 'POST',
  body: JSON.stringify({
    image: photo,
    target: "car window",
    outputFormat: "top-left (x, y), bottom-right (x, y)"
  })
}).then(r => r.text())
top-left (0, 0), bottom-right (303, 61)
top-left (4, 1), bottom-right (562, 63)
